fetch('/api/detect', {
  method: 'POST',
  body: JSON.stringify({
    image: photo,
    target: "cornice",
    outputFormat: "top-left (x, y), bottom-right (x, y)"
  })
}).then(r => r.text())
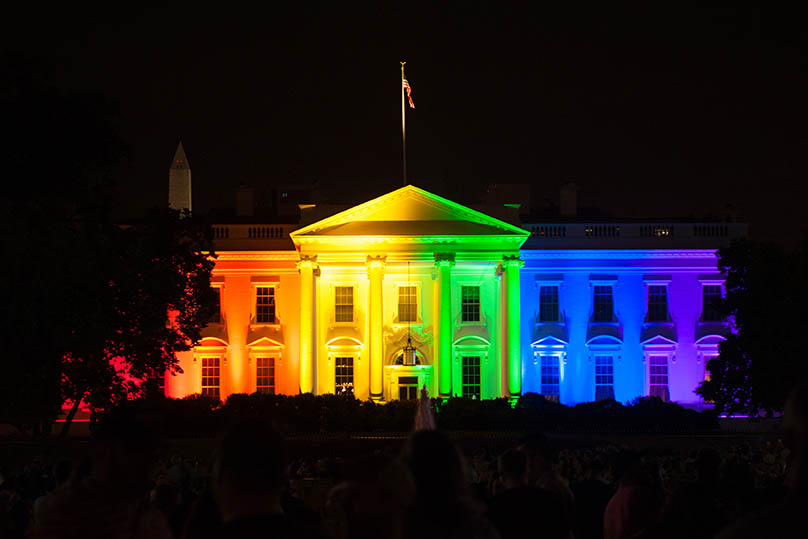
top-left (519, 249), bottom-right (718, 260)
top-left (212, 268), bottom-right (299, 275)
top-left (214, 251), bottom-right (299, 261)
top-left (294, 235), bottom-right (528, 245)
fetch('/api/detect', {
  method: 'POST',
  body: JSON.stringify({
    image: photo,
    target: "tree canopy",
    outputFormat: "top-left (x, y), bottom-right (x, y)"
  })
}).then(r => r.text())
top-left (0, 57), bottom-right (216, 435)
top-left (697, 238), bottom-right (808, 416)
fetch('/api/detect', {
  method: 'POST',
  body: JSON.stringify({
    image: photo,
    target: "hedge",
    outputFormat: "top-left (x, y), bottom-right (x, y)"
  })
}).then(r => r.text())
top-left (115, 392), bottom-right (718, 438)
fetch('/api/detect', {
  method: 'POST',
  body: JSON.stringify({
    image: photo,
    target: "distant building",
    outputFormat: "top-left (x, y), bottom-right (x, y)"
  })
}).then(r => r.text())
top-left (167, 144), bottom-right (744, 406)
top-left (168, 142), bottom-right (191, 214)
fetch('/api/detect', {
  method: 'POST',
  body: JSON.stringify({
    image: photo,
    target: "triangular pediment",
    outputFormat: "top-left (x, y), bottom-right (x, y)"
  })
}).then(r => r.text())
top-left (246, 336), bottom-right (284, 348)
top-left (641, 334), bottom-right (678, 347)
top-left (531, 335), bottom-right (569, 348)
top-left (290, 185), bottom-right (529, 240)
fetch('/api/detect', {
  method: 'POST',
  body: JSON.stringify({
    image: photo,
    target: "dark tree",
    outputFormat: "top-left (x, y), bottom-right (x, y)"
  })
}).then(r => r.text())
top-left (697, 238), bottom-right (808, 416)
top-left (58, 208), bottom-right (217, 434)
top-left (0, 56), bottom-right (216, 435)
top-left (0, 54), bottom-right (124, 434)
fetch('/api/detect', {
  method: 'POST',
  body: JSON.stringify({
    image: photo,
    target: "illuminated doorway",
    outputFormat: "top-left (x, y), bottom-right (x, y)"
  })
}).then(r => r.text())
top-left (398, 376), bottom-right (419, 400)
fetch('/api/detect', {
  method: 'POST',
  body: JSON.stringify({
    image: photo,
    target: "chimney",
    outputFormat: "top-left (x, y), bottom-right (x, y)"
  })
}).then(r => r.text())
top-left (560, 181), bottom-right (577, 217)
top-left (236, 184), bottom-right (255, 217)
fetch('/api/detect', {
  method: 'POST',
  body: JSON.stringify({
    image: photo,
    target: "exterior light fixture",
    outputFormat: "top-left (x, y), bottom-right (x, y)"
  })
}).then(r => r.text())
top-left (402, 335), bottom-right (418, 366)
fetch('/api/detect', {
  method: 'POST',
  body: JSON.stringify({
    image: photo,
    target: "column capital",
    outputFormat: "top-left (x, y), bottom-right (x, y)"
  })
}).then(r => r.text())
top-left (296, 254), bottom-right (318, 271)
top-left (501, 255), bottom-right (524, 269)
top-left (434, 252), bottom-right (456, 268)
top-left (366, 254), bottom-right (387, 270)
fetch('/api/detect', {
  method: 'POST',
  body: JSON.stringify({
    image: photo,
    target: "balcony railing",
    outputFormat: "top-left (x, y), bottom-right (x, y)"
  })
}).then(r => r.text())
top-left (210, 224), bottom-right (298, 248)
top-left (209, 221), bottom-right (746, 249)
top-left (523, 222), bottom-right (746, 248)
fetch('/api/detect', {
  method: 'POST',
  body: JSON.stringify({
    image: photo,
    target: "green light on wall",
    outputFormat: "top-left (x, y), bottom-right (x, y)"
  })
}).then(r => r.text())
top-left (503, 256), bottom-right (523, 398)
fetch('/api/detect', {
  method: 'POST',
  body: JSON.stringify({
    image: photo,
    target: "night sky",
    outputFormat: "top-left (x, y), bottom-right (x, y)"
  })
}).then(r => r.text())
top-left (3, 6), bottom-right (804, 244)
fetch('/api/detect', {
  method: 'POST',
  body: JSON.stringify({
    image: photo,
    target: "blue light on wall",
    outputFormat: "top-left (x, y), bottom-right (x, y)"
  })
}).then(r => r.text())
top-left (519, 249), bottom-right (730, 406)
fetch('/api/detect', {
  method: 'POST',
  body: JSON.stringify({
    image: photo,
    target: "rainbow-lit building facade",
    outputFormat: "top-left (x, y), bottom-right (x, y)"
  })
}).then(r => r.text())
top-left (165, 147), bottom-right (744, 406)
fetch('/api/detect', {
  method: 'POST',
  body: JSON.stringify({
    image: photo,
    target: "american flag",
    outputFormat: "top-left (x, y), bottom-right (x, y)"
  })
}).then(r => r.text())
top-left (403, 77), bottom-right (415, 109)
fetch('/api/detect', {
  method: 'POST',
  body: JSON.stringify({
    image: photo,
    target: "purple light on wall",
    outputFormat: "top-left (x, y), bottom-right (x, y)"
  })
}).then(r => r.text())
top-left (519, 249), bottom-right (731, 406)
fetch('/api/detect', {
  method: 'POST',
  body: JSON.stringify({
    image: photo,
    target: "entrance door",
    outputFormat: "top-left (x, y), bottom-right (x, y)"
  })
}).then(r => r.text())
top-left (398, 376), bottom-right (419, 400)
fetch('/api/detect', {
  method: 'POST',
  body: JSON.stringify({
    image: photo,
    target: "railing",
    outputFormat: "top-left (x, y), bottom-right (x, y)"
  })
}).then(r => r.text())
top-left (693, 224), bottom-right (730, 237)
top-left (530, 225), bottom-right (566, 238)
top-left (210, 224), bottom-right (297, 243)
top-left (640, 225), bottom-right (674, 237)
top-left (585, 225), bottom-right (620, 238)
top-left (524, 222), bottom-right (746, 245)
top-left (247, 226), bottom-right (286, 239)
top-left (210, 221), bottom-right (745, 245)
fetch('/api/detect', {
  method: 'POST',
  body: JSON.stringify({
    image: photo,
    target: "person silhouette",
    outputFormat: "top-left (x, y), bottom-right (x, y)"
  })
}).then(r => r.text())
top-left (28, 407), bottom-right (172, 539)
top-left (211, 419), bottom-right (322, 539)
top-left (716, 380), bottom-right (808, 538)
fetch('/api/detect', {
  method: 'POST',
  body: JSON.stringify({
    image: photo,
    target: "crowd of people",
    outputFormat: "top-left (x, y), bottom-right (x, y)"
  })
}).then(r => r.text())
top-left (1, 382), bottom-right (807, 539)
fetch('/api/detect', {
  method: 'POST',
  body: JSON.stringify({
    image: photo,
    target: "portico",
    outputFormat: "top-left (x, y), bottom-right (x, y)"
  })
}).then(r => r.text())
top-left (289, 185), bottom-right (529, 401)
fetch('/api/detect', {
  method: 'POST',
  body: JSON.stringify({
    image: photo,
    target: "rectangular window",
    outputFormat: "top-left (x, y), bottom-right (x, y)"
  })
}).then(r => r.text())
top-left (539, 286), bottom-right (559, 322)
top-left (461, 286), bottom-right (481, 323)
top-left (702, 355), bottom-right (716, 403)
top-left (593, 285), bottom-right (614, 322)
top-left (335, 286), bottom-right (354, 323)
top-left (256, 357), bottom-right (275, 394)
top-left (540, 355), bottom-right (560, 401)
top-left (647, 285), bottom-right (668, 322)
top-left (398, 376), bottom-right (419, 400)
top-left (209, 288), bottom-right (221, 323)
top-left (461, 356), bottom-right (481, 399)
top-left (255, 287), bottom-right (276, 323)
top-left (702, 285), bottom-right (724, 322)
top-left (649, 355), bottom-right (669, 401)
top-left (398, 285), bottom-right (417, 323)
top-left (201, 357), bottom-right (220, 400)
top-left (335, 356), bottom-right (354, 395)
top-left (703, 355), bottom-right (717, 382)
top-left (595, 356), bottom-right (615, 401)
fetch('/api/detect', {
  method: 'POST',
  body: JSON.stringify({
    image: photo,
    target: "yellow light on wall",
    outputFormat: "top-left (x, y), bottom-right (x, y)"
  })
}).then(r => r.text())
top-left (298, 256), bottom-right (317, 394)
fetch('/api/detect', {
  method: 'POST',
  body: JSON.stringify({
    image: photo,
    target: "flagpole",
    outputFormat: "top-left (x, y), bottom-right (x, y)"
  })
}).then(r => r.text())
top-left (401, 61), bottom-right (407, 186)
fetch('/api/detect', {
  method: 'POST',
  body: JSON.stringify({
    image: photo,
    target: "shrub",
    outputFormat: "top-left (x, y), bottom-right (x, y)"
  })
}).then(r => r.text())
top-left (111, 392), bottom-right (718, 437)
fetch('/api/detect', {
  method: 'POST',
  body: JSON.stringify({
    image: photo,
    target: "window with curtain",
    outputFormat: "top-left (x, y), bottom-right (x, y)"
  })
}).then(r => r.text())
top-left (701, 285), bottom-right (724, 321)
top-left (335, 356), bottom-right (354, 394)
top-left (649, 355), bottom-right (670, 401)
